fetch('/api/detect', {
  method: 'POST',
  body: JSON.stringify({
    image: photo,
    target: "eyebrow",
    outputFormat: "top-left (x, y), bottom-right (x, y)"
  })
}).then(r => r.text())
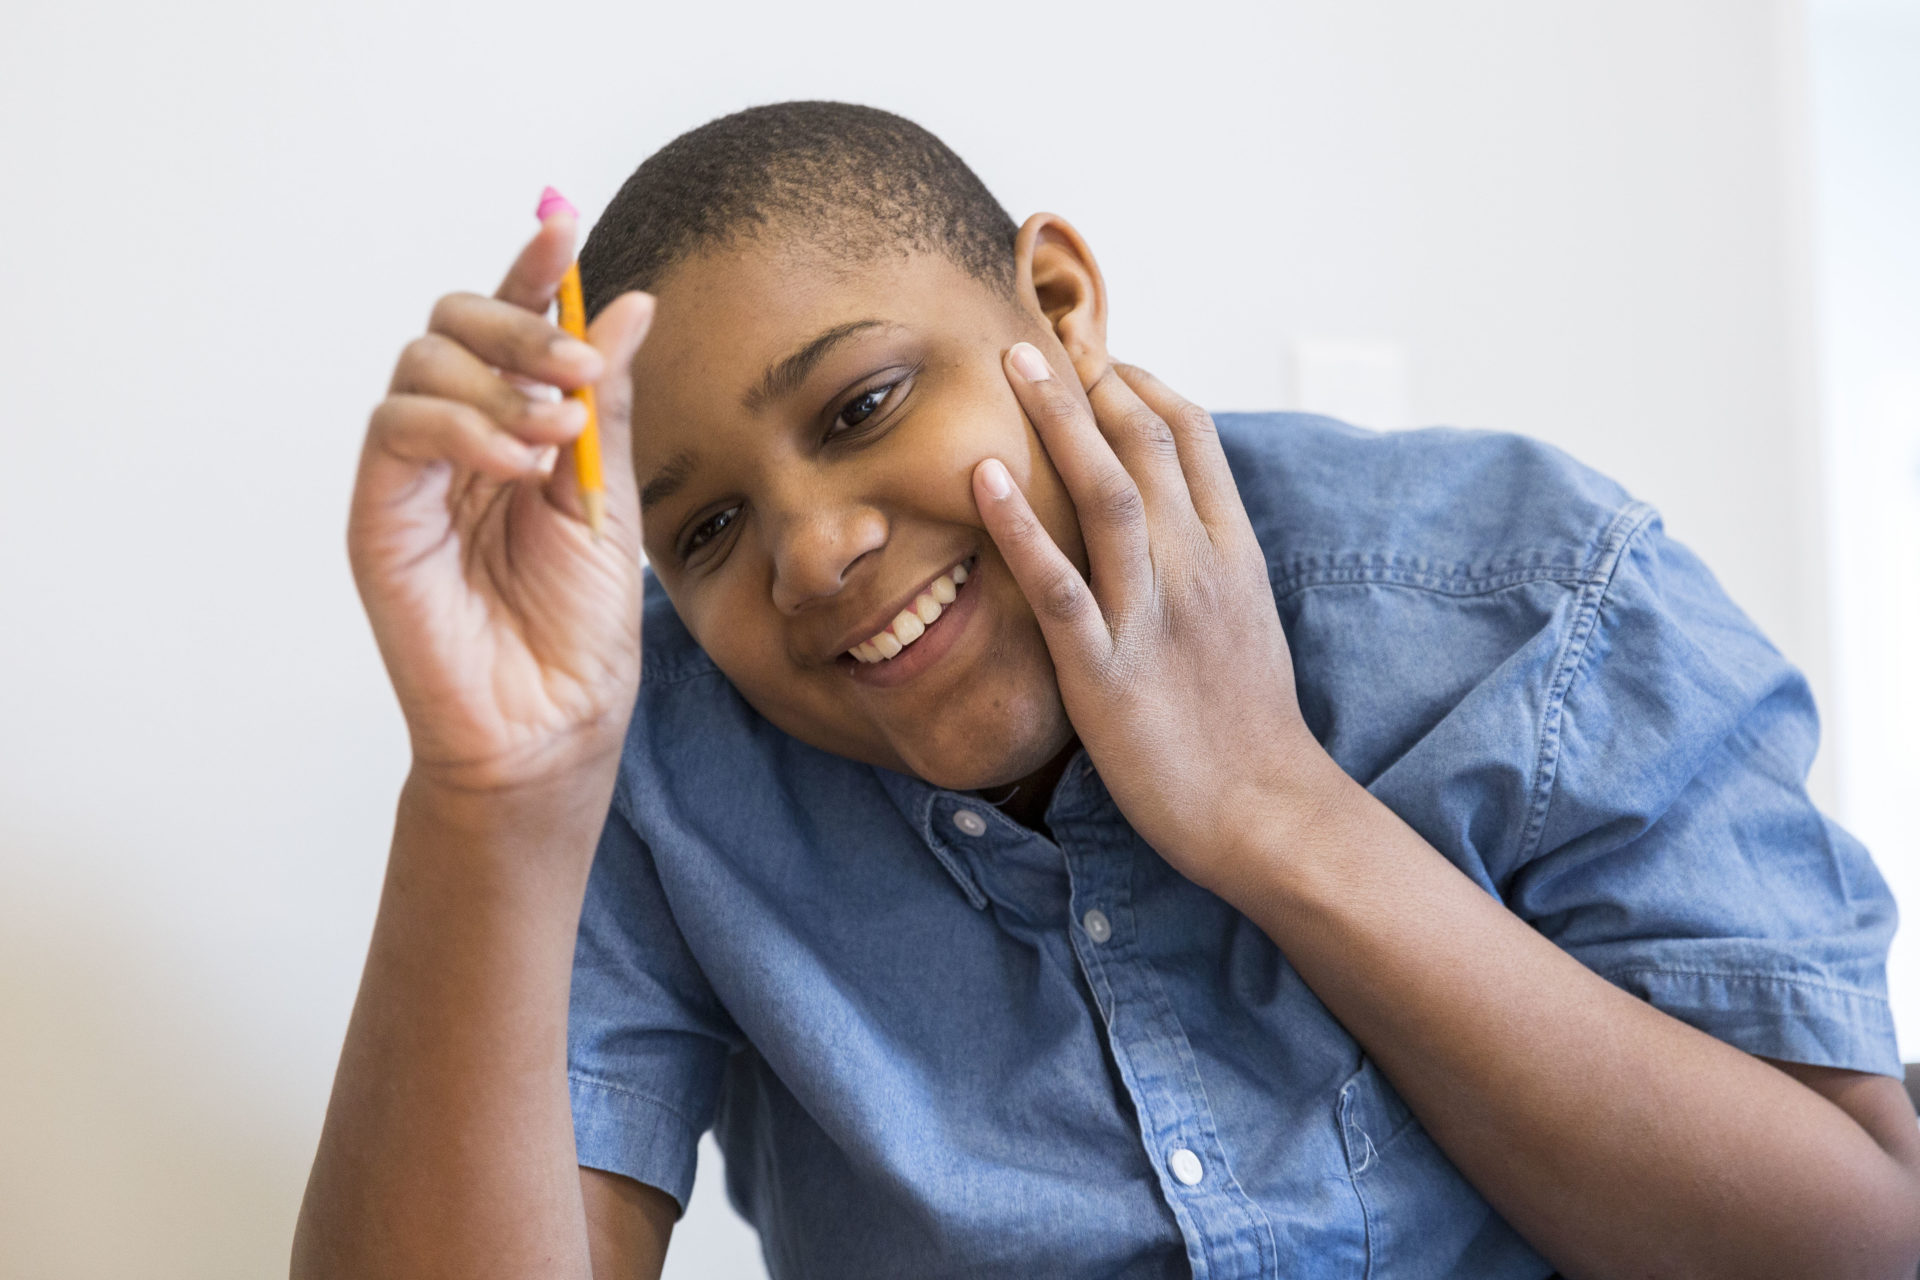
top-left (640, 317), bottom-right (894, 517)
top-left (742, 318), bottom-right (890, 414)
top-left (640, 449), bottom-right (698, 515)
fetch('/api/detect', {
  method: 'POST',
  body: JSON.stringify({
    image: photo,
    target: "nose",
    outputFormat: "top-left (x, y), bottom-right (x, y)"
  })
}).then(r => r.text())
top-left (767, 501), bottom-right (888, 615)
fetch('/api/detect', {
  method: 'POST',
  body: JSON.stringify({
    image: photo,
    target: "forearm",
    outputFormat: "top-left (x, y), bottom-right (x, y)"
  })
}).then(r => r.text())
top-left (1221, 755), bottom-right (1920, 1280)
top-left (292, 761), bottom-right (619, 1280)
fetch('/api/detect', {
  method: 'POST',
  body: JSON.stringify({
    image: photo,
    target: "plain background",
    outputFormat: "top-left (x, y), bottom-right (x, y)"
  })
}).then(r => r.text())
top-left (1, 1), bottom-right (1914, 1275)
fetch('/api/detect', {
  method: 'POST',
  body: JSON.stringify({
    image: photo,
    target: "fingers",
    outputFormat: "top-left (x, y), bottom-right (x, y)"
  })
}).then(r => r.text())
top-left (369, 394), bottom-right (548, 481)
top-left (418, 292), bottom-right (605, 392)
top-left (496, 211), bottom-right (577, 312)
top-left (359, 284), bottom-right (604, 538)
top-left (1002, 342), bottom-right (1150, 602)
top-left (1076, 360), bottom-right (1196, 522)
top-left (390, 330), bottom-right (591, 448)
top-left (543, 290), bottom-right (655, 537)
top-left (1108, 363), bottom-right (1248, 534)
top-left (972, 458), bottom-right (1111, 666)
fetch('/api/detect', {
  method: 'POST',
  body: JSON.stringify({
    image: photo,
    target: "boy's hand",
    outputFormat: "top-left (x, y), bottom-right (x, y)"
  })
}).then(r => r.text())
top-left (347, 212), bottom-right (655, 796)
top-left (974, 345), bottom-right (1328, 893)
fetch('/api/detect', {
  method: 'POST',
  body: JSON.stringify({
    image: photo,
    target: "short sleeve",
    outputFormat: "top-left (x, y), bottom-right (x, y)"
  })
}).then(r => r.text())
top-left (569, 798), bottom-right (741, 1211)
top-left (1507, 515), bottom-right (1903, 1078)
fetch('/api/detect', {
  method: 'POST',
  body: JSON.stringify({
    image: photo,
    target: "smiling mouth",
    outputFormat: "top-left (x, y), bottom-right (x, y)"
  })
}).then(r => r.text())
top-left (845, 554), bottom-right (977, 664)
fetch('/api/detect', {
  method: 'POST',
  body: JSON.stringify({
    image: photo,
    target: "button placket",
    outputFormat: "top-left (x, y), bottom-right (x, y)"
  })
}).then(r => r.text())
top-left (1057, 819), bottom-right (1280, 1274)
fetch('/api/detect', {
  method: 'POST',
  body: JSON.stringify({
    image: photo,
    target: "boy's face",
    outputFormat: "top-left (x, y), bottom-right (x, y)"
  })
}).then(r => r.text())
top-left (627, 226), bottom-right (1100, 791)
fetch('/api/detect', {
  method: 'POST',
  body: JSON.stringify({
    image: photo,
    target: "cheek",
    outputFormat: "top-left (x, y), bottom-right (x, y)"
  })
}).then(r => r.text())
top-left (912, 370), bottom-right (1088, 574)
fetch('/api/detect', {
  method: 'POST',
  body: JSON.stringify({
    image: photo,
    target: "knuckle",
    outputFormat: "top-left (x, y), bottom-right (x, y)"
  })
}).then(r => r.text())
top-left (1172, 403), bottom-right (1217, 440)
top-left (426, 290), bottom-right (474, 334)
top-left (1127, 408), bottom-right (1181, 461)
top-left (1091, 472), bottom-right (1146, 524)
top-left (367, 396), bottom-right (401, 441)
top-left (1039, 565), bottom-right (1089, 620)
top-left (396, 332), bottom-right (450, 384)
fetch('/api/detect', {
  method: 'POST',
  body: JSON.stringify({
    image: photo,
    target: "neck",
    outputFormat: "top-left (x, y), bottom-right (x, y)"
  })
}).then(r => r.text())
top-left (978, 736), bottom-right (1080, 834)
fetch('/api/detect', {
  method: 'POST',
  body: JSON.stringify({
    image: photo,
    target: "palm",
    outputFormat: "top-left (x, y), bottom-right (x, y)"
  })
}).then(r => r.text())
top-left (353, 458), bottom-right (643, 788)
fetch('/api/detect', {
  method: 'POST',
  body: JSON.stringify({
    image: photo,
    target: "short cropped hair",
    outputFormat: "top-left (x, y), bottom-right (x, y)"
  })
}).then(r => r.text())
top-left (579, 101), bottom-right (1019, 318)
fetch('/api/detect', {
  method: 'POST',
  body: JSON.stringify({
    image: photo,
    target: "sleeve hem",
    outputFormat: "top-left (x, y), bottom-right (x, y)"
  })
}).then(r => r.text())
top-left (1600, 965), bottom-right (1905, 1079)
top-left (569, 1073), bottom-right (707, 1214)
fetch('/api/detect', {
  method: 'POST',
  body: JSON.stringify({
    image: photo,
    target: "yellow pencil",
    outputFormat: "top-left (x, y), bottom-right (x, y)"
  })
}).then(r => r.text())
top-left (538, 187), bottom-right (605, 540)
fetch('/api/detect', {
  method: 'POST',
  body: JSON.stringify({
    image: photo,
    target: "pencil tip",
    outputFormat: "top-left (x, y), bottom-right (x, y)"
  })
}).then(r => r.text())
top-left (583, 489), bottom-right (606, 540)
top-left (536, 186), bottom-right (577, 222)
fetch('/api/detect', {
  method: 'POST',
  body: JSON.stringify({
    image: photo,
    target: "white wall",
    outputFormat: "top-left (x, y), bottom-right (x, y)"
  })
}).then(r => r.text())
top-left (0, 3), bottom-right (1870, 1276)
top-left (1807, 0), bottom-right (1920, 1081)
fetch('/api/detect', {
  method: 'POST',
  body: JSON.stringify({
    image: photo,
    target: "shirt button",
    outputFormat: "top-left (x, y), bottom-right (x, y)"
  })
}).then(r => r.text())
top-left (1080, 908), bottom-right (1112, 943)
top-left (951, 809), bottom-right (988, 837)
top-left (1168, 1147), bottom-right (1205, 1187)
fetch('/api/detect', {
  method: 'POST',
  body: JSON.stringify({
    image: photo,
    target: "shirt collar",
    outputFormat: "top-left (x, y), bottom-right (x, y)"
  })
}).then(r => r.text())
top-left (868, 745), bottom-right (1110, 910)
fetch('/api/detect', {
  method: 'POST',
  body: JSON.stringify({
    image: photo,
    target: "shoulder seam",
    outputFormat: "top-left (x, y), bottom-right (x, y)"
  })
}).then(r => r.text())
top-left (1512, 500), bottom-right (1660, 871)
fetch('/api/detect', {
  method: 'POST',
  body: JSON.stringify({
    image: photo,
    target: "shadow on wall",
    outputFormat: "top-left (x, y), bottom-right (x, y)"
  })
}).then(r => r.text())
top-left (0, 849), bottom-right (311, 1280)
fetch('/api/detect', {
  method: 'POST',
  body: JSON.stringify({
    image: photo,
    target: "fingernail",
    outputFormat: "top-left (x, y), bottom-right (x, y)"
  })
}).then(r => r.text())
top-left (979, 458), bottom-right (1013, 499)
top-left (1009, 342), bottom-right (1052, 382)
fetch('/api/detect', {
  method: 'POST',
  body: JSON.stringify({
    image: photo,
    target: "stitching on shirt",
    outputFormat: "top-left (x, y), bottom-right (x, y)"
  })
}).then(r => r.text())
top-left (1599, 966), bottom-right (1895, 1006)
top-left (1515, 501), bottom-right (1660, 869)
top-left (1271, 561), bottom-right (1601, 599)
top-left (1119, 888), bottom-right (1281, 1271)
top-left (567, 1071), bottom-right (707, 1133)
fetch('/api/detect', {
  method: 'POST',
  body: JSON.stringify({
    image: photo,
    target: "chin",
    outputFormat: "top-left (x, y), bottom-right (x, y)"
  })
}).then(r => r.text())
top-left (891, 692), bottom-right (1074, 791)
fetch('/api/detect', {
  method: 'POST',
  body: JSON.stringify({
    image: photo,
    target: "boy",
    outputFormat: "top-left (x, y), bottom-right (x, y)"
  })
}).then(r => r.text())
top-left (296, 102), bottom-right (1920, 1278)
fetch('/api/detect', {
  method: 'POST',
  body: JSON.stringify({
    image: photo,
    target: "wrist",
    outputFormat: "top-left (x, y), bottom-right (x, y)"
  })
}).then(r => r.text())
top-left (399, 748), bottom-right (623, 877)
top-left (1209, 737), bottom-right (1363, 906)
top-left (407, 721), bottom-right (626, 804)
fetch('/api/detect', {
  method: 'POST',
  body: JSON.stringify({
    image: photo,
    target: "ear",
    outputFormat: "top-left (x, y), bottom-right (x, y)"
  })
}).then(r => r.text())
top-left (1013, 212), bottom-right (1109, 390)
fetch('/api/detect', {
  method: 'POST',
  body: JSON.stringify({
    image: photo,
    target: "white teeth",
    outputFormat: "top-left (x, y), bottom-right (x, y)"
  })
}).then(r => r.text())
top-left (891, 610), bottom-right (925, 645)
top-left (847, 556), bottom-right (977, 663)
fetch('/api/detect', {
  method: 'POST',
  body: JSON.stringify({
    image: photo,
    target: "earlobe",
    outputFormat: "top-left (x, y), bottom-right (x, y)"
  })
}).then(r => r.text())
top-left (1013, 213), bottom-right (1109, 389)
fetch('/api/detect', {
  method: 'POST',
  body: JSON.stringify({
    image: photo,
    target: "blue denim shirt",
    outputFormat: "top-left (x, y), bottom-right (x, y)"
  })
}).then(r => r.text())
top-left (568, 413), bottom-right (1901, 1279)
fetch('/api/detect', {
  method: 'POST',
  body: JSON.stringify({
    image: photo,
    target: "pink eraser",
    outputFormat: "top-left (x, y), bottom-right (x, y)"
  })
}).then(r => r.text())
top-left (536, 186), bottom-right (577, 221)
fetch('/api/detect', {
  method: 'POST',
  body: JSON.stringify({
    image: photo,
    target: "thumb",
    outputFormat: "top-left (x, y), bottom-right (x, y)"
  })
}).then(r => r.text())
top-left (971, 457), bottom-right (1109, 667)
top-left (546, 290), bottom-right (655, 540)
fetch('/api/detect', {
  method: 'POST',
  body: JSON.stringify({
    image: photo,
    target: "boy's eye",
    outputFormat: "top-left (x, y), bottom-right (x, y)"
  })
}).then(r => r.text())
top-left (830, 381), bottom-right (900, 437)
top-left (682, 506), bottom-right (738, 559)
